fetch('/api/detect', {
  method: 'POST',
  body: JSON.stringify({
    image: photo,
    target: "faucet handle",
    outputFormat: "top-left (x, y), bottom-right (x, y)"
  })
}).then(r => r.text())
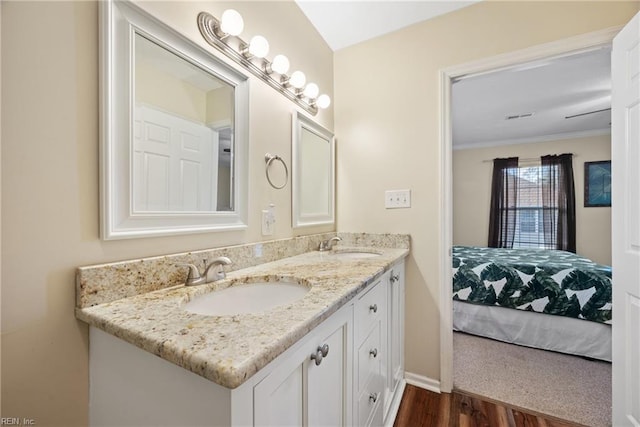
top-left (175, 263), bottom-right (203, 285)
top-left (319, 236), bottom-right (342, 251)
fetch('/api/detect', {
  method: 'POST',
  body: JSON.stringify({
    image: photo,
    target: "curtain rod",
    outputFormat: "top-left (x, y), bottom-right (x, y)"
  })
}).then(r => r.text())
top-left (481, 154), bottom-right (576, 163)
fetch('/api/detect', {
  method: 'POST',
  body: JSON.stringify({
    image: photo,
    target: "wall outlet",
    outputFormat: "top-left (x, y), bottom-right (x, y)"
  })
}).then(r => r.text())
top-left (385, 189), bottom-right (411, 209)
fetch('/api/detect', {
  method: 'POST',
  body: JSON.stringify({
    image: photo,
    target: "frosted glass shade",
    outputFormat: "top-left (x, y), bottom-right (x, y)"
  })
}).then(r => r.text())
top-left (248, 35), bottom-right (269, 58)
top-left (271, 55), bottom-right (290, 74)
top-left (303, 83), bottom-right (319, 99)
top-left (316, 94), bottom-right (331, 109)
top-left (220, 10), bottom-right (243, 36)
top-left (289, 71), bottom-right (306, 89)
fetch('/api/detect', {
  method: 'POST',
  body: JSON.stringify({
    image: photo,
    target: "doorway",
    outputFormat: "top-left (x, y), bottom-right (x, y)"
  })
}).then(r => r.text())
top-left (439, 26), bottom-right (619, 418)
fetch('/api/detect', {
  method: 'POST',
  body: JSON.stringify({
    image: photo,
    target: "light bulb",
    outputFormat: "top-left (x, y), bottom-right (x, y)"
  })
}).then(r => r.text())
top-left (220, 9), bottom-right (243, 36)
top-left (303, 83), bottom-right (319, 99)
top-left (248, 35), bottom-right (269, 58)
top-left (289, 71), bottom-right (306, 89)
top-left (316, 94), bottom-right (331, 109)
top-left (271, 55), bottom-right (290, 75)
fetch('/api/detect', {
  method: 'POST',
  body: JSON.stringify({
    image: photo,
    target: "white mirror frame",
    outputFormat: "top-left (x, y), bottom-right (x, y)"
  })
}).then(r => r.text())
top-left (100, 0), bottom-right (249, 239)
top-left (292, 112), bottom-right (335, 228)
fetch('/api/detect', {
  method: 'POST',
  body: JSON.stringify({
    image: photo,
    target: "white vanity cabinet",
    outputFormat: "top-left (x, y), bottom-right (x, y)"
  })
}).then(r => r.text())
top-left (88, 261), bottom-right (406, 427)
top-left (89, 304), bottom-right (353, 427)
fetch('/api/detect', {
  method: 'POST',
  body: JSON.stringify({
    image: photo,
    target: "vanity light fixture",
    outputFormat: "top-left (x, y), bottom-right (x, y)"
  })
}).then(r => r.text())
top-left (197, 10), bottom-right (330, 115)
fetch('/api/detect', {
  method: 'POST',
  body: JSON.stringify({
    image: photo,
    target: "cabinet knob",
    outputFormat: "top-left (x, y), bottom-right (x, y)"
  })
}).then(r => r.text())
top-left (369, 392), bottom-right (378, 403)
top-left (369, 348), bottom-right (378, 358)
top-left (390, 274), bottom-right (400, 283)
top-left (320, 343), bottom-right (329, 357)
top-left (310, 344), bottom-right (329, 366)
top-left (369, 304), bottom-right (378, 313)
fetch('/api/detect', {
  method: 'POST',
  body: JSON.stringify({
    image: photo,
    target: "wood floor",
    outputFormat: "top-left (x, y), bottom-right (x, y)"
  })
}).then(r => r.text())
top-left (393, 385), bottom-right (582, 427)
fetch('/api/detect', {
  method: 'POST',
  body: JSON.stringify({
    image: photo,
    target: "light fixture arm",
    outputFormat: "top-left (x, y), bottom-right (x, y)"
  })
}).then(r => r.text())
top-left (208, 16), bottom-right (229, 40)
top-left (197, 12), bottom-right (318, 116)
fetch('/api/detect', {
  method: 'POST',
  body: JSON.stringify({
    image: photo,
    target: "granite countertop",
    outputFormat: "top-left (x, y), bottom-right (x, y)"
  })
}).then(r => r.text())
top-left (76, 246), bottom-right (408, 389)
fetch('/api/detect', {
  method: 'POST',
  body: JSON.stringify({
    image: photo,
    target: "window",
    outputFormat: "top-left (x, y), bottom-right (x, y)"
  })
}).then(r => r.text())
top-left (518, 209), bottom-right (538, 233)
top-left (489, 154), bottom-right (575, 252)
top-left (511, 165), bottom-right (557, 249)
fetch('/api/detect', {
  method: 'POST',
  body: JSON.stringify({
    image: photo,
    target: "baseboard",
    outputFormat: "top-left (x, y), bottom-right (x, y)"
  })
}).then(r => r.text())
top-left (404, 371), bottom-right (441, 393)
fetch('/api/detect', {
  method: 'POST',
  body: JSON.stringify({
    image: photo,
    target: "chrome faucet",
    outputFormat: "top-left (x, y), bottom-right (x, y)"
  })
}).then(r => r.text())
top-left (176, 256), bottom-right (233, 286)
top-left (318, 236), bottom-right (342, 252)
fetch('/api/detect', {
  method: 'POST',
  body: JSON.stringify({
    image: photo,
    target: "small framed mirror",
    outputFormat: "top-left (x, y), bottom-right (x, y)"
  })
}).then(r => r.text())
top-left (292, 112), bottom-right (335, 228)
top-left (100, 0), bottom-right (249, 239)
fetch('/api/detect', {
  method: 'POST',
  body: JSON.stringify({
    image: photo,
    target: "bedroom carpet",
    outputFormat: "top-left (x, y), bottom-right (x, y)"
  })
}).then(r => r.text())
top-left (453, 332), bottom-right (612, 427)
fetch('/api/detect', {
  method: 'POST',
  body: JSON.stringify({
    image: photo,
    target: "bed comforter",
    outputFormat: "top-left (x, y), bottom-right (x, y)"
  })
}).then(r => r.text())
top-left (452, 246), bottom-right (612, 324)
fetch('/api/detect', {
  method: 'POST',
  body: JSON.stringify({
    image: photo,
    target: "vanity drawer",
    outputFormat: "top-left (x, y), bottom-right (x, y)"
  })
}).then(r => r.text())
top-left (357, 322), bottom-right (382, 393)
top-left (355, 278), bottom-right (386, 342)
top-left (357, 375), bottom-right (384, 427)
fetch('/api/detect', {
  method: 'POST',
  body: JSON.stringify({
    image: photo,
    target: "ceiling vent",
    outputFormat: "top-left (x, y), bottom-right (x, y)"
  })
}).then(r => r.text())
top-left (505, 112), bottom-right (535, 120)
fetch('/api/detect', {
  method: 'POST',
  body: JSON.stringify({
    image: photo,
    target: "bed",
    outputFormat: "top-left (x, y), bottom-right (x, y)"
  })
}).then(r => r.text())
top-left (452, 245), bottom-right (612, 361)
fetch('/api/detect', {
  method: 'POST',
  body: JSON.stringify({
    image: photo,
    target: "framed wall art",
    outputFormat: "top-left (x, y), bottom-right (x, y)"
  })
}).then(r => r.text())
top-left (584, 161), bottom-right (611, 207)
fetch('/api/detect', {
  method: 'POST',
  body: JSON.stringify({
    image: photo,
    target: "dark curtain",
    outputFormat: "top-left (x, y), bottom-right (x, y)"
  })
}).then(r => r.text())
top-left (541, 154), bottom-right (576, 252)
top-left (488, 157), bottom-right (519, 248)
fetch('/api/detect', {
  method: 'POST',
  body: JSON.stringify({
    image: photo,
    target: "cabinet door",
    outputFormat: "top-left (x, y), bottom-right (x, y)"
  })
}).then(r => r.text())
top-left (307, 321), bottom-right (348, 426)
top-left (385, 262), bottom-right (405, 417)
top-left (254, 361), bottom-right (304, 427)
top-left (254, 306), bottom-right (351, 427)
top-left (389, 265), bottom-right (404, 390)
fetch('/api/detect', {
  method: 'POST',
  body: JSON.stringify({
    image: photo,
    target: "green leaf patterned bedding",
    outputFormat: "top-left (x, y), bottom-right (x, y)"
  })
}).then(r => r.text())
top-left (452, 246), bottom-right (612, 324)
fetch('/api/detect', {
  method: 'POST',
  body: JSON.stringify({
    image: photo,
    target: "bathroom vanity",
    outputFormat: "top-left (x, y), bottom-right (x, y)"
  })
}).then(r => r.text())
top-left (77, 233), bottom-right (408, 426)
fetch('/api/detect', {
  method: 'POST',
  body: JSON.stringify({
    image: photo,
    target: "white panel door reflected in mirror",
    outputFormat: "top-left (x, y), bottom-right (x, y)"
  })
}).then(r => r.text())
top-left (292, 112), bottom-right (335, 228)
top-left (134, 34), bottom-right (233, 213)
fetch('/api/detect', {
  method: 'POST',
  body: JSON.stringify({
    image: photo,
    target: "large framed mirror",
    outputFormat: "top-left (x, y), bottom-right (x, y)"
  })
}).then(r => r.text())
top-left (292, 112), bottom-right (335, 228)
top-left (100, 0), bottom-right (249, 239)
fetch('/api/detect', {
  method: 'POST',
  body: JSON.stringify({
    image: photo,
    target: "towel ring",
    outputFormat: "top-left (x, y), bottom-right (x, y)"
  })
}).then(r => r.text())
top-left (265, 153), bottom-right (289, 189)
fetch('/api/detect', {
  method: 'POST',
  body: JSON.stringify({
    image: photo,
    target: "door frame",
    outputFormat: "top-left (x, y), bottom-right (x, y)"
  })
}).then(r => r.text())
top-left (438, 26), bottom-right (621, 392)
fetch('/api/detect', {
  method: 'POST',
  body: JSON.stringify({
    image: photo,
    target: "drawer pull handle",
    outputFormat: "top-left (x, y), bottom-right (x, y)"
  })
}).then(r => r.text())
top-left (369, 348), bottom-right (378, 358)
top-left (369, 392), bottom-right (378, 403)
top-left (369, 304), bottom-right (378, 313)
top-left (390, 274), bottom-right (400, 283)
top-left (310, 344), bottom-right (329, 366)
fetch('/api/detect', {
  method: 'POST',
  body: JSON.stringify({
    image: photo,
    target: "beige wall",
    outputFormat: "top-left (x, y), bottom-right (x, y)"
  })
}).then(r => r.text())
top-left (1, 1), bottom-right (332, 425)
top-left (453, 134), bottom-right (612, 265)
top-left (136, 61), bottom-right (208, 123)
top-left (335, 1), bottom-right (637, 382)
top-left (206, 85), bottom-right (234, 126)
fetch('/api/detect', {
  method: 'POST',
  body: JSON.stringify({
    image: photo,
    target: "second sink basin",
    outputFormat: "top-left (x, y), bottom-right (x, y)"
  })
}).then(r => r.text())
top-left (184, 279), bottom-right (310, 316)
top-left (331, 251), bottom-right (381, 260)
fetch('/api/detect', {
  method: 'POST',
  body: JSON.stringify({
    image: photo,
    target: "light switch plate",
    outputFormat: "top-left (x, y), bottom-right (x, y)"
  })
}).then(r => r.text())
top-left (385, 189), bottom-right (411, 209)
top-left (261, 204), bottom-right (276, 235)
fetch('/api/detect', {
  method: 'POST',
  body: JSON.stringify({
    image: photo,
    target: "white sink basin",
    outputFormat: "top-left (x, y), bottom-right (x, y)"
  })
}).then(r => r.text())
top-left (331, 251), bottom-right (381, 260)
top-left (184, 279), bottom-right (309, 316)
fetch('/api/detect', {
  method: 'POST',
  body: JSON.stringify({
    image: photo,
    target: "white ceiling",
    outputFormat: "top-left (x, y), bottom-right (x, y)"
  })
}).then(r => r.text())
top-left (452, 48), bottom-right (612, 149)
top-left (295, 0), bottom-right (479, 51)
